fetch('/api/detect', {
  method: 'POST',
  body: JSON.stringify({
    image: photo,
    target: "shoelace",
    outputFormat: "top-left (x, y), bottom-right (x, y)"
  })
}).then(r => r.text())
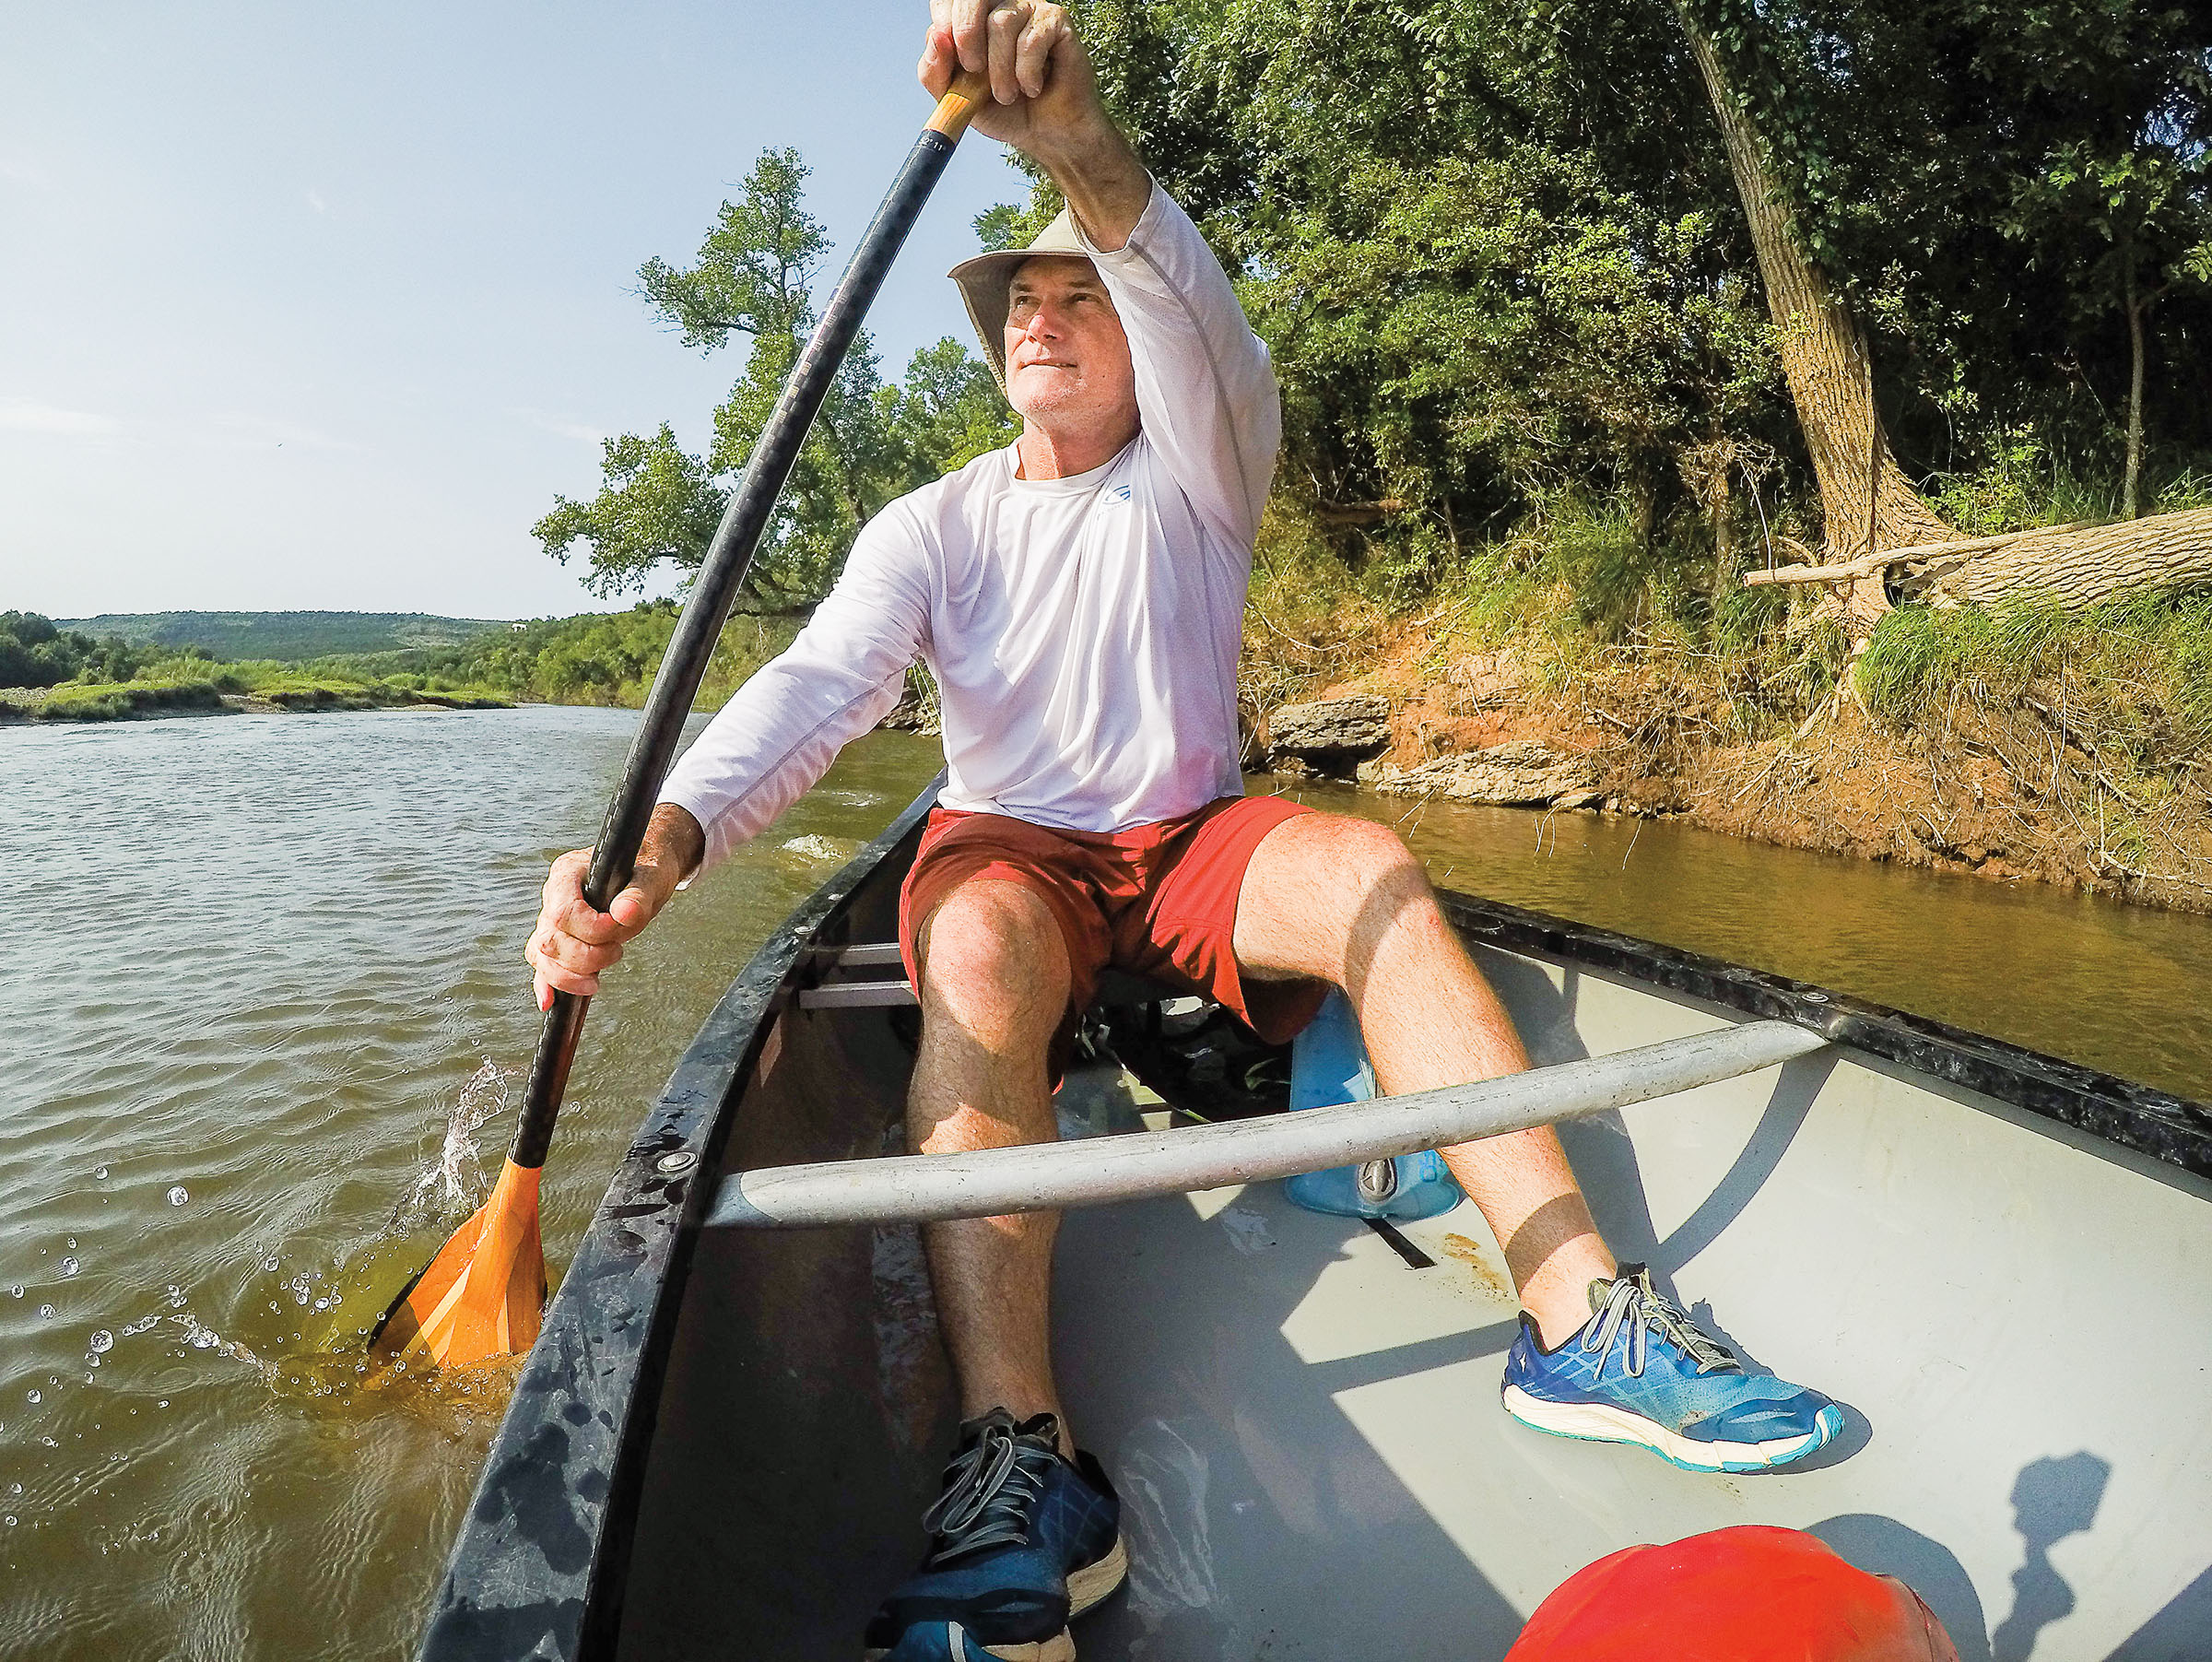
top-left (1583, 1270), bottom-right (1739, 1379)
top-left (922, 1418), bottom-right (1058, 1565)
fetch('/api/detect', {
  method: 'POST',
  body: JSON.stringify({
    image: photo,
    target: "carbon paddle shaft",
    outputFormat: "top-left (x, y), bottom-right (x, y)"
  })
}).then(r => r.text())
top-left (510, 75), bottom-right (992, 1171)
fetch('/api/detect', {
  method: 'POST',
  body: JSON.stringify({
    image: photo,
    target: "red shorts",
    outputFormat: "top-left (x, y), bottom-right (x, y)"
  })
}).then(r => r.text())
top-left (898, 795), bottom-right (1330, 1063)
top-left (1504, 1526), bottom-right (1960, 1661)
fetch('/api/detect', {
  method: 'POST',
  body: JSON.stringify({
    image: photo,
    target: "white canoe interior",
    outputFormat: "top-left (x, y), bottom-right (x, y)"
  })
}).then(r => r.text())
top-left (608, 921), bottom-right (2212, 1660)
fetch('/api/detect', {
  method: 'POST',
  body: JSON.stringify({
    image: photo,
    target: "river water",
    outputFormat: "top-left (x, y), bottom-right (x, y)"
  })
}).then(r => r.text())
top-left (2, 708), bottom-right (2206, 1660)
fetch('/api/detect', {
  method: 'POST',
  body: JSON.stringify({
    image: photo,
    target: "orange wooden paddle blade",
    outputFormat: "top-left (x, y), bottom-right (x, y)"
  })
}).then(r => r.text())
top-left (369, 1161), bottom-right (547, 1367)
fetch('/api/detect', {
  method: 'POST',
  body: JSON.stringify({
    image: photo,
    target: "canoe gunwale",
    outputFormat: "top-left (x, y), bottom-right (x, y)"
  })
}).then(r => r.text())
top-left (418, 779), bottom-right (942, 1662)
top-left (1443, 891), bottom-right (2212, 1182)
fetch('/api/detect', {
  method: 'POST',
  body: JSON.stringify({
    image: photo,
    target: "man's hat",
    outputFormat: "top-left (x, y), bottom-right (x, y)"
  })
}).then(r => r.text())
top-left (947, 207), bottom-right (1093, 390)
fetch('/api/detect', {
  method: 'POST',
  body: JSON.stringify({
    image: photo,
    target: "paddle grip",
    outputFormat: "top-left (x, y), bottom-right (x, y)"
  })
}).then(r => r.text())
top-left (507, 101), bottom-right (978, 1173)
top-left (928, 68), bottom-right (994, 138)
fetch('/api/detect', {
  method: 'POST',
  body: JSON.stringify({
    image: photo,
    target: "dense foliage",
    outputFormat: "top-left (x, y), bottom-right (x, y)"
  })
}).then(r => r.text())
top-left (0, 612), bottom-right (158, 689)
top-left (282, 602), bottom-right (801, 710)
top-left (1054, 0), bottom-right (2208, 595)
top-left (535, 150), bottom-right (1018, 605)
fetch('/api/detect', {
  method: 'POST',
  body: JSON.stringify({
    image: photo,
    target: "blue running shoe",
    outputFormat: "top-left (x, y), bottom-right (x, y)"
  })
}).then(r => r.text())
top-left (1500, 1264), bottom-right (1844, 1473)
top-left (864, 1409), bottom-right (1126, 1661)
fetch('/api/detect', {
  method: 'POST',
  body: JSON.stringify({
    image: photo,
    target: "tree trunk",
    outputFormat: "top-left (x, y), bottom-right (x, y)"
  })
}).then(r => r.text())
top-left (1676, 11), bottom-right (1951, 572)
top-left (1711, 458), bottom-right (1735, 597)
top-left (2124, 263), bottom-right (2146, 521)
top-left (1912, 505), bottom-right (2212, 609)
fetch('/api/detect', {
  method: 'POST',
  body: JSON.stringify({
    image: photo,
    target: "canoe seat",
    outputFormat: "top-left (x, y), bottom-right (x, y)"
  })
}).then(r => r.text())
top-left (796, 949), bottom-right (1187, 1014)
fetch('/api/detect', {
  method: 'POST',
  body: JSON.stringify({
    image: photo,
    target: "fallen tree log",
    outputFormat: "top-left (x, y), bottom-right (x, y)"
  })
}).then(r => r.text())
top-left (1911, 506), bottom-right (2212, 609)
top-left (1742, 507), bottom-right (2212, 611)
top-left (1744, 524), bottom-right (2093, 587)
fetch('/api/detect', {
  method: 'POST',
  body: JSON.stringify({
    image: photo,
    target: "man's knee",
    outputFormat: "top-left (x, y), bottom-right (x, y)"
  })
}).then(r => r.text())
top-left (916, 879), bottom-right (1072, 1043)
top-left (1280, 813), bottom-right (1430, 914)
top-left (1239, 810), bottom-right (1441, 984)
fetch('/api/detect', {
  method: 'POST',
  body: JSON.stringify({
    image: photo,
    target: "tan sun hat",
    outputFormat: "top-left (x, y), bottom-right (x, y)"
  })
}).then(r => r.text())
top-left (947, 207), bottom-right (1094, 390)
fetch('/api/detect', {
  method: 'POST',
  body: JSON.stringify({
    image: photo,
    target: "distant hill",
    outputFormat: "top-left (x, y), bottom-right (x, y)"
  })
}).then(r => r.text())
top-left (55, 610), bottom-right (512, 661)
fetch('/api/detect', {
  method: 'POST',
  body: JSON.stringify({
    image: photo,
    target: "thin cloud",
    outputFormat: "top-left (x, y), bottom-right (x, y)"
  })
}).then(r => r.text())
top-left (196, 411), bottom-right (364, 454)
top-left (514, 407), bottom-right (608, 446)
top-left (0, 154), bottom-right (53, 192)
top-left (0, 398), bottom-right (121, 436)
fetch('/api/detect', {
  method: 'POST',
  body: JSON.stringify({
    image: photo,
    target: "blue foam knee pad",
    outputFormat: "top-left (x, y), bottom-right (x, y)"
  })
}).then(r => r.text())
top-left (1283, 989), bottom-right (1465, 1222)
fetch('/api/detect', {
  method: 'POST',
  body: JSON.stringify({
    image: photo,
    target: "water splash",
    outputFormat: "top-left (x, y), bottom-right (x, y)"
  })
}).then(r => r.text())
top-left (389, 1059), bottom-right (511, 1232)
top-left (87, 1331), bottom-right (112, 1355)
top-left (168, 1314), bottom-right (263, 1371)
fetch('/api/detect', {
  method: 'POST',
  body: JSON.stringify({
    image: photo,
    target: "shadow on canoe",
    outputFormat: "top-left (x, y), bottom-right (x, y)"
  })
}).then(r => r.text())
top-left (419, 782), bottom-right (2212, 1661)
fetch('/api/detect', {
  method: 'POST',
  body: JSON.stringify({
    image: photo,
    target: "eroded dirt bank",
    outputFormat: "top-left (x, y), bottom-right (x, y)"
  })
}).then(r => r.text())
top-left (1246, 620), bottom-right (2212, 916)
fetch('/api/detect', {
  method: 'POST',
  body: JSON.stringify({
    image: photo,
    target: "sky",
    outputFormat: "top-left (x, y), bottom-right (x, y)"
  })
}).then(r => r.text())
top-left (0, 2), bottom-right (1032, 621)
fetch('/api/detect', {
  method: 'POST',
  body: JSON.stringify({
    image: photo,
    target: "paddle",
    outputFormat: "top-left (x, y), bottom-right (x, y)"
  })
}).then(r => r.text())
top-left (371, 67), bottom-right (997, 1369)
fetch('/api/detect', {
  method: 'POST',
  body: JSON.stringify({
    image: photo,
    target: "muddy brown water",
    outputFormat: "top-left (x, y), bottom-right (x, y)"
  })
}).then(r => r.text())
top-left (2, 711), bottom-right (2205, 1660)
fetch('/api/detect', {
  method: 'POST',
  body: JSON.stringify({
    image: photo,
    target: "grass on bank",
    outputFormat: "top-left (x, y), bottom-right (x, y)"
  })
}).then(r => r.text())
top-left (0, 661), bottom-right (513, 723)
top-left (1856, 594), bottom-right (2212, 762)
top-left (1241, 490), bottom-right (1851, 748)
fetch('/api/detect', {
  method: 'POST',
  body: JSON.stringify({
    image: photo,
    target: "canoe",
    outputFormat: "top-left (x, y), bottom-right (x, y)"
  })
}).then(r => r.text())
top-left (420, 781), bottom-right (2212, 1660)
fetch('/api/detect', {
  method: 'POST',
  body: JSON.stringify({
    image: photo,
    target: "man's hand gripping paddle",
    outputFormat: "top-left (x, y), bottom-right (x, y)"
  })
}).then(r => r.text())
top-left (370, 69), bottom-right (995, 1370)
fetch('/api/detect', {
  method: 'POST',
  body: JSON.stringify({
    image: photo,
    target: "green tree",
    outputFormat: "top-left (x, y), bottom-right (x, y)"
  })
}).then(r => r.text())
top-left (536, 148), bottom-right (1016, 607)
top-left (884, 336), bottom-right (1021, 477)
top-left (2005, 137), bottom-right (2211, 518)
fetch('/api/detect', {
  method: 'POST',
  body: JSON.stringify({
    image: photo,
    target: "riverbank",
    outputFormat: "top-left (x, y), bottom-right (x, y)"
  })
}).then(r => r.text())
top-left (1240, 509), bottom-right (2212, 915)
top-left (0, 677), bottom-right (512, 723)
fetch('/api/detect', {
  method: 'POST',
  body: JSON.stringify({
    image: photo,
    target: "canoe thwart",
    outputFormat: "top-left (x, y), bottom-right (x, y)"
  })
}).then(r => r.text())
top-left (834, 942), bottom-right (906, 967)
top-left (798, 980), bottom-right (920, 1009)
top-left (704, 1019), bottom-right (1829, 1229)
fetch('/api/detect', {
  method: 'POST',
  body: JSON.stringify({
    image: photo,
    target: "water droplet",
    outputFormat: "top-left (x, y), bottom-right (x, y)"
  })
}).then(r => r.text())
top-left (65, 1238), bottom-right (76, 1250)
top-left (4, 1516), bottom-right (14, 1527)
top-left (167, 1186), bottom-right (189, 1207)
top-left (58, 1258), bottom-right (78, 1278)
top-left (88, 1331), bottom-right (112, 1355)
top-left (7, 1285), bottom-right (19, 1298)
top-left (86, 1355), bottom-right (100, 1369)
top-left (313, 1298), bottom-right (328, 1311)
top-left (94, 1166), bottom-right (108, 1181)
top-left (158, 1399), bottom-right (169, 1408)
top-left (36, 1304), bottom-right (53, 1320)
top-left (25, 1390), bottom-right (39, 1404)
top-left (263, 1256), bottom-right (278, 1273)
top-left (189, 1330), bottom-right (215, 1350)
top-left (293, 1289), bottom-right (308, 1305)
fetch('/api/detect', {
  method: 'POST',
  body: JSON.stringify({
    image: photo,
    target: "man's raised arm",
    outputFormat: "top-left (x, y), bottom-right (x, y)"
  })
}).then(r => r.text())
top-left (923, 1), bottom-right (1281, 545)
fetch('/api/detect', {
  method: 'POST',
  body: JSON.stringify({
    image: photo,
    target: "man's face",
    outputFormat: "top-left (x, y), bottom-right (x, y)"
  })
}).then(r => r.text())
top-left (1004, 255), bottom-right (1137, 437)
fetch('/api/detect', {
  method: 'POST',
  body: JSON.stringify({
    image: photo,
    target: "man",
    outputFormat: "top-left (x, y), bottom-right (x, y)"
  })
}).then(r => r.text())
top-left (527, 6), bottom-right (1841, 1657)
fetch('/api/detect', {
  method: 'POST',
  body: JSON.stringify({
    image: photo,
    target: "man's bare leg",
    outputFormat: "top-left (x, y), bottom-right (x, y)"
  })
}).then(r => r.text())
top-left (908, 878), bottom-right (1077, 1448)
top-left (1233, 812), bottom-right (1617, 1347)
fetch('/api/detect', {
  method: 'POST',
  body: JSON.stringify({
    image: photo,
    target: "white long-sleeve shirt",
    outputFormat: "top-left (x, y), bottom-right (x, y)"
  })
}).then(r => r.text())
top-left (658, 183), bottom-right (1280, 874)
